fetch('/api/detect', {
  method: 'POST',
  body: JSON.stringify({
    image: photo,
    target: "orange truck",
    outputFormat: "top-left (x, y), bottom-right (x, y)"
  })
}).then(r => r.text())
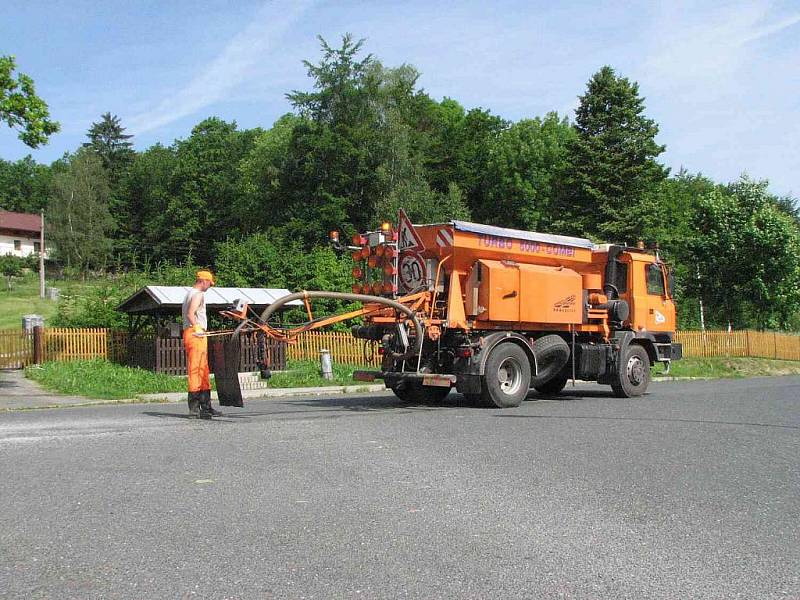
top-left (245, 213), bottom-right (682, 408)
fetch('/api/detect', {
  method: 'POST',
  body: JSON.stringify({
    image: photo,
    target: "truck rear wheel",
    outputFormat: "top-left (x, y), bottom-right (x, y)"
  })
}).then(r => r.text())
top-left (611, 344), bottom-right (651, 398)
top-left (480, 343), bottom-right (531, 408)
top-left (533, 374), bottom-right (568, 395)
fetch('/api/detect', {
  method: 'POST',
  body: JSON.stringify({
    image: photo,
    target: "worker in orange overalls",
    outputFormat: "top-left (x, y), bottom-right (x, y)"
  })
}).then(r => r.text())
top-left (182, 270), bottom-right (223, 418)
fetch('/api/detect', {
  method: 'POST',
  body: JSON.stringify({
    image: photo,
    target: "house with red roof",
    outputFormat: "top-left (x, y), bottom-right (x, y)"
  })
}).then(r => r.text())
top-left (0, 210), bottom-right (44, 258)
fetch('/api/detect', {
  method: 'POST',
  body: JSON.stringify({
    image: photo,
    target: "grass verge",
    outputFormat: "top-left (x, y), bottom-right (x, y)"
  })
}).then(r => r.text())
top-left (25, 359), bottom-right (188, 400)
top-left (23, 358), bottom-right (372, 400)
top-left (655, 356), bottom-right (800, 378)
top-left (267, 360), bottom-right (373, 388)
top-left (0, 273), bottom-right (58, 328)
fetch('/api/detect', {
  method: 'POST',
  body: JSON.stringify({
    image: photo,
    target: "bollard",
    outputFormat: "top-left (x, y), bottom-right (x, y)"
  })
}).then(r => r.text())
top-left (319, 349), bottom-right (333, 380)
top-left (32, 325), bottom-right (43, 365)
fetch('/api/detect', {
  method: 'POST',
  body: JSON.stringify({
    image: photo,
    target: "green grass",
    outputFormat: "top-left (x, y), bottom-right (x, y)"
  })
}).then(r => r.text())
top-left (23, 356), bottom-right (800, 402)
top-left (25, 359), bottom-right (189, 400)
top-left (267, 359), bottom-right (372, 388)
top-left (0, 273), bottom-right (59, 328)
top-left (23, 358), bottom-right (371, 400)
top-left (655, 356), bottom-right (800, 379)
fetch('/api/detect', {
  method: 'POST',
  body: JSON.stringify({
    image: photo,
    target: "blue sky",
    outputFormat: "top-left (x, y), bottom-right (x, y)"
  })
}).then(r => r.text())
top-left (2, 0), bottom-right (798, 196)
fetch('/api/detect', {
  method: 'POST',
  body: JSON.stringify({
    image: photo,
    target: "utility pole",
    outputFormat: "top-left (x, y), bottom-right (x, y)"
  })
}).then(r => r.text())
top-left (696, 265), bottom-right (705, 332)
top-left (39, 210), bottom-right (45, 299)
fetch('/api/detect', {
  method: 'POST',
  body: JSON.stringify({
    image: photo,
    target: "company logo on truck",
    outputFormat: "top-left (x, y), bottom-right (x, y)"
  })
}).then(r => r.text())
top-left (553, 294), bottom-right (576, 312)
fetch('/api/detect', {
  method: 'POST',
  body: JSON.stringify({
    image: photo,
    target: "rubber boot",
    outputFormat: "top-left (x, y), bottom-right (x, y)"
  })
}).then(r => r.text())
top-left (199, 390), bottom-right (223, 417)
top-left (187, 392), bottom-right (201, 418)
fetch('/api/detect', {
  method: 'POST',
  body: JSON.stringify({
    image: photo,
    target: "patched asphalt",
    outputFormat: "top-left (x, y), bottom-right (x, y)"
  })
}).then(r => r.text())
top-left (1, 377), bottom-right (798, 599)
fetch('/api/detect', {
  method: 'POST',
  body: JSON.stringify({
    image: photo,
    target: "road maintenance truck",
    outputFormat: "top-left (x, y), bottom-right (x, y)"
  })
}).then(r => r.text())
top-left (229, 212), bottom-right (682, 408)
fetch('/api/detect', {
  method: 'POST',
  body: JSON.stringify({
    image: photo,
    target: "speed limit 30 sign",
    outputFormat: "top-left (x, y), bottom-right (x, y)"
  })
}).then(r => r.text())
top-left (399, 252), bottom-right (426, 293)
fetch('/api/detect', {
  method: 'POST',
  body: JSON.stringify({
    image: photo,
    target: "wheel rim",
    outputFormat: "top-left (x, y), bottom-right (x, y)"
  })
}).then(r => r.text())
top-left (626, 355), bottom-right (646, 386)
top-left (497, 357), bottom-right (524, 396)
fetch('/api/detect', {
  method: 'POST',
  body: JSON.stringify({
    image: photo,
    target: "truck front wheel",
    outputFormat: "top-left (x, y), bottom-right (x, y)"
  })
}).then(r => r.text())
top-left (611, 344), bottom-right (651, 398)
top-left (480, 343), bottom-right (531, 408)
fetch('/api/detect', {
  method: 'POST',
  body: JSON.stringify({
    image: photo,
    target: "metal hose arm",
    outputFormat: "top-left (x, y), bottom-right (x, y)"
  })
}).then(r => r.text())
top-left (259, 291), bottom-right (424, 360)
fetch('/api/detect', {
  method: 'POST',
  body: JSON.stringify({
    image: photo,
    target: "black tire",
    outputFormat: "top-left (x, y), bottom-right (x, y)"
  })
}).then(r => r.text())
top-left (390, 382), bottom-right (451, 404)
top-left (611, 344), bottom-right (651, 397)
top-left (533, 374), bottom-right (568, 395)
top-left (480, 342), bottom-right (531, 408)
top-left (530, 335), bottom-right (570, 387)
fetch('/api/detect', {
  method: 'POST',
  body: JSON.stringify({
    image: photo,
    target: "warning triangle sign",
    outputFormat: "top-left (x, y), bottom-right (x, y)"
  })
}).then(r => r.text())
top-left (397, 209), bottom-right (424, 252)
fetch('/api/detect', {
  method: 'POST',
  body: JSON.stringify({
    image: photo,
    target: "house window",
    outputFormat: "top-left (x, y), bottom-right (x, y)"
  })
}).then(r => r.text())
top-left (34, 242), bottom-right (41, 253)
top-left (14, 240), bottom-right (21, 251)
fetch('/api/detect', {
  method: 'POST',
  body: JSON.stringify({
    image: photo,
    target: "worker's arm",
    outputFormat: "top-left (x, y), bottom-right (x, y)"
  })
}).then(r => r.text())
top-left (187, 292), bottom-right (204, 334)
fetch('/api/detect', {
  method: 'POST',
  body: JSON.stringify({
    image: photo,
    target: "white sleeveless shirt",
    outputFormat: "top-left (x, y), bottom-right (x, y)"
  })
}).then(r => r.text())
top-left (182, 288), bottom-right (207, 329)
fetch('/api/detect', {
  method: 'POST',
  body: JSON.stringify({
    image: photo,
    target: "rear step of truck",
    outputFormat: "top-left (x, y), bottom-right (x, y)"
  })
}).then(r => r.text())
top-left (353, 370), bottom-right (457, 388)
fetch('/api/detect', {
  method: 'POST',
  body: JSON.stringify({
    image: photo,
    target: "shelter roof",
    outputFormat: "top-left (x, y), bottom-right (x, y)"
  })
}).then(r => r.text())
top-left (117, 286), bottom-right (301, 316)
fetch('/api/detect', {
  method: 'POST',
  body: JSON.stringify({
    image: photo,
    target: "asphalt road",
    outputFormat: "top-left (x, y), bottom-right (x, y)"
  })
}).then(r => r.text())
top-left (1, 378), bottom-right (798, 599)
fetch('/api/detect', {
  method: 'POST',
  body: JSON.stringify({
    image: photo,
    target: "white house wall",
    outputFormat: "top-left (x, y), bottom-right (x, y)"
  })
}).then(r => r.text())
top-left (0, 234), bottom-right (44, 258)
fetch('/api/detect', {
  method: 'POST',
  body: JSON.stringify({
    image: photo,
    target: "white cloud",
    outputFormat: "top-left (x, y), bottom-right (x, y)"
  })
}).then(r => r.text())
top-left (638, 1), bottom-right (800, 194)
top-left (644, 2), bottom-right (800, 88)
top-left (129, 0), bottom-right (314, 134)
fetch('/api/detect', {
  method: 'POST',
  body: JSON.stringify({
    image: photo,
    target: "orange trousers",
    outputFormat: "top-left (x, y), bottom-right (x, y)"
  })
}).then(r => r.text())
top-left (183, 328), bottom-right (210, 392)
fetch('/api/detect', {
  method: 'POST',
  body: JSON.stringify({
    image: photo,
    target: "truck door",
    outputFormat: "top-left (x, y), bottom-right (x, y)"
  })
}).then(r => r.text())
top-left (642, 262), bottom-right (675, 332)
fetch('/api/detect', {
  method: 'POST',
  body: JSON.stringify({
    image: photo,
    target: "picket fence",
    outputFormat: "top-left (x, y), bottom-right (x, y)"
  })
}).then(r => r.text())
top-left (2, 327), bottom-right (800, 370)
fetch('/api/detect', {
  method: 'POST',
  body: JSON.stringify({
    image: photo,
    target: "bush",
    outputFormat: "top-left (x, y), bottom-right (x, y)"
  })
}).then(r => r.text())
top-left (0, 253), bottom-right (38, 276)
top-left (215, 233), bottom-right (357, 330)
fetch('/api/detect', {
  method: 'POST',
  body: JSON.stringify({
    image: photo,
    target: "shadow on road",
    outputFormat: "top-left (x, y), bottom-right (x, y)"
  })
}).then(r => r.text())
top-left (140, 392), bottom-right (479, 422)
top-left (495, 413), bottom-right (800, 430)
top-left (140, 388), bottom-right (622, 422)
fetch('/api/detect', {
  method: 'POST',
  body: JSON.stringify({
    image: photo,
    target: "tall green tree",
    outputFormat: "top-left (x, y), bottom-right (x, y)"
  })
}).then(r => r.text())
top-left (556, 66), bottom-right (667, 242)
top-left (451, 108), bottom-right (508, 220)
top-left (482, 112), bottom-right (575, 231)
top-left (164, 117), bottom-right (258, 263)
top-left (689, 176), bottom-right (800, 329)
top-left (0, 156), bottom-right (53, 212)
top-left (282, 34), bottom-right (385, 244)
top-left (0, 55), bottom-right (60, 148)
top-left (83, 112), bottom-right (134, 177)
top-left (280, 35), bottom-right (467, 244)
top-left (238, 113), bottom-right (304, 233)
top-left (118, 143), bottom-right (178, 263)
top-left (47, 150), bottom-right (115, 273)
top-left (83, 112), bottom-right (136, 259)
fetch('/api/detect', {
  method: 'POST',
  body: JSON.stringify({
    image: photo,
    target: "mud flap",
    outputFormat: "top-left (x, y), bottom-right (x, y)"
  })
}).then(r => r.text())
top-left (208, 337), bottom-right (244, 407)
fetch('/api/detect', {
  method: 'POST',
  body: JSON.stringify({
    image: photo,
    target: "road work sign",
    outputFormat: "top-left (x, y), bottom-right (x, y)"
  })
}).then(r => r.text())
top-left (398, 209), bottom-right (424, 252)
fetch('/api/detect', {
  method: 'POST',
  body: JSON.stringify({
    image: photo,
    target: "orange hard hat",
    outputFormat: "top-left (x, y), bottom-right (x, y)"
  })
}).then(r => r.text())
top-left (196, 270), bottom-right (215, 285)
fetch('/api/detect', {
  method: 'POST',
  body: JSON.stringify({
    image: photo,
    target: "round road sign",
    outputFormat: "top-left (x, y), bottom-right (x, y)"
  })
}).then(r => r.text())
top-left (399, 252), bottom-right (426, 293)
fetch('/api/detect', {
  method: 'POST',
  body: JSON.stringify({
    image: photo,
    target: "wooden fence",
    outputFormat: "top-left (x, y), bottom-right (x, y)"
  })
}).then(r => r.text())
top-left (42, 328), bottom-right (110, 362)
top-left (3, 328), bottom-right (800, 371)
top-left (287, 330), bottom-right (381, 365)
top-left (674, 330), bottom-right (800, 361)
top-left (0, 329), bottom-right (32, 369)
top-left (0, 327), bottom-right (287, 372)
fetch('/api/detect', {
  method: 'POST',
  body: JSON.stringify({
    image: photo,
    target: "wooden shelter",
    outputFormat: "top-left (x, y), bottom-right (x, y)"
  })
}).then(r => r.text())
top-left (116, 286), bottom-right (301, 374)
